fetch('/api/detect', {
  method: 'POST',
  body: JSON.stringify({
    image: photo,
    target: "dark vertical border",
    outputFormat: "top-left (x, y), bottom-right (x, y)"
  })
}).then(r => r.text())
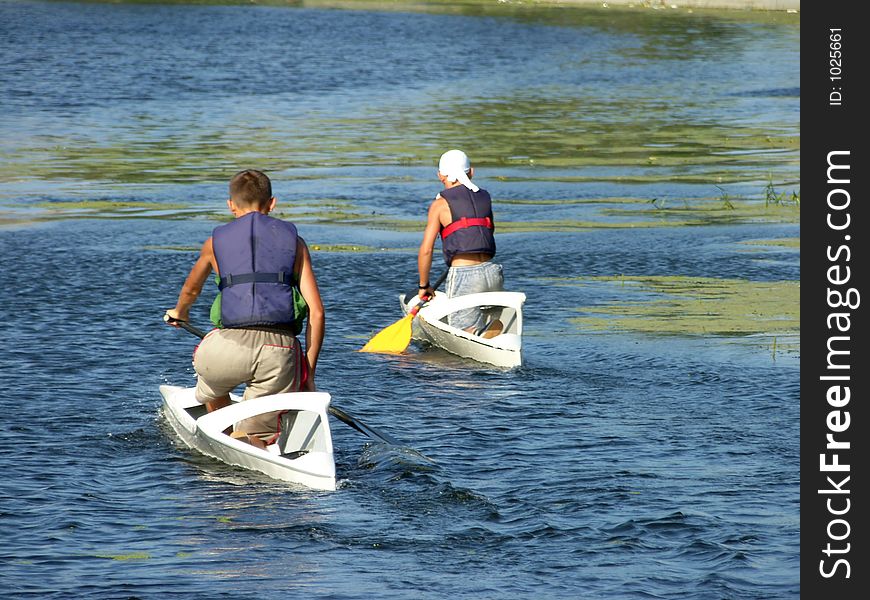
top-left (801, 1), bottom-right (867, 596)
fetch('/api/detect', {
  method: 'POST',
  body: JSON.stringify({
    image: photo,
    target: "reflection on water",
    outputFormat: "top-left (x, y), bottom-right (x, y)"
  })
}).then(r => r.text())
top-left (0, 1), bottom-right (798, 196)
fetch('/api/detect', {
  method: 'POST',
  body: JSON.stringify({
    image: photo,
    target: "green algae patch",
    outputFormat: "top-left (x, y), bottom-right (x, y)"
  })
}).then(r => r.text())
top-left (146, 242), bottom-right (409, 253)
top-left (84, 1), bottom-right (800, 27)
top-left (309, 243), bottom-right (378, 252)
top-left (33, 200), bottom-right (188, 212)
top-left (304, 98), bottom-right (798, 182)
top-left (6, 196), bottom-right (798, 232)
top-left (1, 200), bottom-right (209, 226)
top-left (2, 4), bottom-right (797, 190)
top-left (274, 209), bottom-right (373, 224)
top-left (275, 211), bottom-right (703, 233)
top-left (497, 219), bottom-right (699, 232)
top-left (273, 212), bottom-right (757, 233)
top-left (308, 243), bottom-right (415, 253)
top-left (0, 215), bottom-right (41, 228)
top-left (274, 199), bottom-right (359, 213)
top-left (738, 237), bottom-right (800, 249)
top-left (282, 209), bottom-right (673, 233)
top-left (96, 552), bottom-right (151, 561)
top-left (569, 275), bottom-right (799, 339)
top-left (3, 93), bottom-right (798, 190)
top-left (601, 197), bottom-right (799, 226)
top-left (500, 197), bottom-right (651, 206)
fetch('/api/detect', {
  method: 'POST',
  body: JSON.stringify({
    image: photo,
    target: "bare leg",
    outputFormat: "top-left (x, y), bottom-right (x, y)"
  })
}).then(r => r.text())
top-left (467, 319), bottom-right (505, 338)
top-left (205, 395), bottom-right (231, 412)
top-left (482, 319), bottom-right (504, 339)
top-left (205, 395), bottom-right (232, 434)
top-left (246, 435), bottom-right (268, 449)
top-left (229, 430), bottom-right (268, 449)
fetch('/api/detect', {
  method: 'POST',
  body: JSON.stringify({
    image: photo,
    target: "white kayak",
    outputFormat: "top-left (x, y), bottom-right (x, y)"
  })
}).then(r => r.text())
top-left (159, 385), bottom-right (336, 491)
top-left (400, 290), bottom-right (526, 368)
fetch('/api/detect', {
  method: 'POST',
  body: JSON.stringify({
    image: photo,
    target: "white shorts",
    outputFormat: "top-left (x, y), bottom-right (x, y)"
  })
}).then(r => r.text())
top-left (445, 261), bottom-right (504, 331)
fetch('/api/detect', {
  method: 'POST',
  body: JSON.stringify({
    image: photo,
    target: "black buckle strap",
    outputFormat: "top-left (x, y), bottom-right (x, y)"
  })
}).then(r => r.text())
top-left (219, 271), bottom-right (292, 291)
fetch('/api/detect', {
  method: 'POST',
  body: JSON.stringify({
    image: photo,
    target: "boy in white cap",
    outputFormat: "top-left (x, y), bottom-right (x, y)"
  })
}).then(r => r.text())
top-left (417, 149), bottom-right (504, 337)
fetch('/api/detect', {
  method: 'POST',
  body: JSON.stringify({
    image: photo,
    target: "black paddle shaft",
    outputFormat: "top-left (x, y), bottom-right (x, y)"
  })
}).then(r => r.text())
top-left (172, 318), bottom-right (208, 339)
top-left (163, 314), bottom-right (398, 445)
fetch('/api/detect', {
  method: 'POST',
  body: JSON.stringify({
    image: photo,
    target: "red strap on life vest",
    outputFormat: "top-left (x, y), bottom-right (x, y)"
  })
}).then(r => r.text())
top-left (441, 216), bottom-right (493, 239)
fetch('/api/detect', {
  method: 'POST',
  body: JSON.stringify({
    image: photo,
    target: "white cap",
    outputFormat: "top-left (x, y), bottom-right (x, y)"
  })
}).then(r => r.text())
top-left (438, 149), bottom-right (479, 192)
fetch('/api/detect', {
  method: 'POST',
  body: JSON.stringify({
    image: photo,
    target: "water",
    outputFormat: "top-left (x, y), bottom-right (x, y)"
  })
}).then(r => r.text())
top-left (0, 1), bottom-right (799, 598)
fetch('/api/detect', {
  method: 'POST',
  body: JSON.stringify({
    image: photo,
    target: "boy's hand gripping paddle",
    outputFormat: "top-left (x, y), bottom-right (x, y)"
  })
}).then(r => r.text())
top-left (359, 270), bottom-right (447, 354)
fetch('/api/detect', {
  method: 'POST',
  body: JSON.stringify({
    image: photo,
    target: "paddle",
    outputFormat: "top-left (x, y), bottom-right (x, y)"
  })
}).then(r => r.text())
top-left (359, 269), bottom-right (448, 354)
top-left (163, 314), bottom-right (398, 446)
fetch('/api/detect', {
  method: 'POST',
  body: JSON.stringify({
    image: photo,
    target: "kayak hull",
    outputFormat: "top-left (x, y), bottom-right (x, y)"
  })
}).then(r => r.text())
top-left (400, 291), bottom-right (526, 368)
top-left (159, 385), bottom-right (336, 491)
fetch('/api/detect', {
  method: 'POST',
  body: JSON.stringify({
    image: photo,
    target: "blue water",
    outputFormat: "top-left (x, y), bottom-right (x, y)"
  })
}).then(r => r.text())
top-left (0, 1), bottom-right (799, 598)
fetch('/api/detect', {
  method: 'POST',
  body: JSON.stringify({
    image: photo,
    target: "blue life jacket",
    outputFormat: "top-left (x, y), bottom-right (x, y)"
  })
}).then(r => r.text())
top-left (212, 212), bottom-right (299, 328)
top-left (440, 185), bottom-right (496, 265)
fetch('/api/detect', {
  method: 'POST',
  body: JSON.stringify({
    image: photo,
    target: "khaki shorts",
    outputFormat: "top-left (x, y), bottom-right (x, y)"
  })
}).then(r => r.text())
top-left (193, 327), bottom-right (303, 434)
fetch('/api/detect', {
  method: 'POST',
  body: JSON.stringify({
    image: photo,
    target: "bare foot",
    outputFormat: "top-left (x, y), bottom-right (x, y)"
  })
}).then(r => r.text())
top-left (246, 435), bottom-right (268, 449)
top-left (481, 319), bottom-right (504, 339)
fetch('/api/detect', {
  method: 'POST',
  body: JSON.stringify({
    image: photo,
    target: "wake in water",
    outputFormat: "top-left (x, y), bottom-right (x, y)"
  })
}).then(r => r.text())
top-left (350, 441), bottom-right (498, 517)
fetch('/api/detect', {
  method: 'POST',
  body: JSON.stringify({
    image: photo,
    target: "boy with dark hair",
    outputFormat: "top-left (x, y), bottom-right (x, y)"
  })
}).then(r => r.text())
top-left (165, 169), bottom-right (325, 447)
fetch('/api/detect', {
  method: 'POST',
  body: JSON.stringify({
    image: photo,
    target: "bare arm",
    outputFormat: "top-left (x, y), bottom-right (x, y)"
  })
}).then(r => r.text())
top-left (417, 196), bottom-right (447, 298)
top-left (166, 237), bottom-right (215, 323)
top-left (296, 237), bottom-right (324, 390)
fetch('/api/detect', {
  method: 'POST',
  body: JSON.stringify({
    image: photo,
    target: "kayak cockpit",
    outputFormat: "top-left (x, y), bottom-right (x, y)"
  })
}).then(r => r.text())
top-left (159, 385), bottom-right (336, 490)
top-left (399, 291), bottom-right (526, 367)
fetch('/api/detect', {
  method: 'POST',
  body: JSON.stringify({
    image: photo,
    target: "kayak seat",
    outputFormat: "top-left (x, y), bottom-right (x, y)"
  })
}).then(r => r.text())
top-left (500, 310), bottom-right (517, 335)
top-left (277, 411), bottom-right (326, 455)
top-left (274, 410), bottom-right (299, 452)
top-left (474, 318), bottom-right (504, 338)
top-left (229, 410), bottom-right (319, 456)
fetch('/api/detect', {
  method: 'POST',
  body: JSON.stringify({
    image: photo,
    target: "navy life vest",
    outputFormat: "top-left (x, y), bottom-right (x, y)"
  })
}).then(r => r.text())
top-left (212, 212), bottom-right (299, 328)
top-left (440, 185), bottom-right (496, 265)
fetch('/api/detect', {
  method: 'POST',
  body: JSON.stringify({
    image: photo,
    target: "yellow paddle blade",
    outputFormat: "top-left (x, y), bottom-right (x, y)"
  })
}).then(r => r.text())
top-left (360, 314), bottom-right (414, 353)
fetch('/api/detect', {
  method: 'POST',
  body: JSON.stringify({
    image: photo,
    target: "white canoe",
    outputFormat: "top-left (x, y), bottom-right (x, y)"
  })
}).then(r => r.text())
top-left (400, 290), bottom-right (526, 368)
top-left (159, 385), bottom-right (336, 491)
